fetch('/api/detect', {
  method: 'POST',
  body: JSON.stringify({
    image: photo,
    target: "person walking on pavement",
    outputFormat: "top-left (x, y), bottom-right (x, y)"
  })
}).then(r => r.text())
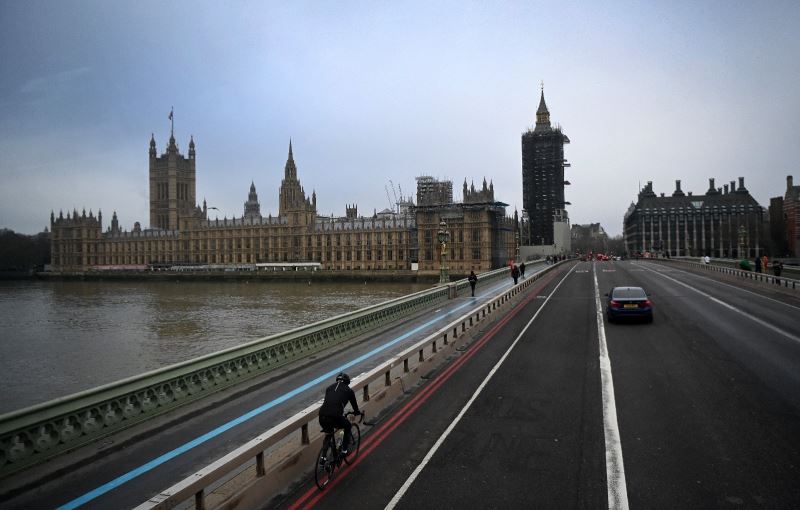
top-left (773, 260), bottom-right (783, 284)
top-left (511, 264), bottom-right (520, 285)
top-left (468, 270), bottom-right (478, 297)
top-left (755, 256), bottom-right (762, 273)
top-left (520, 262), bottom-right (526, 278)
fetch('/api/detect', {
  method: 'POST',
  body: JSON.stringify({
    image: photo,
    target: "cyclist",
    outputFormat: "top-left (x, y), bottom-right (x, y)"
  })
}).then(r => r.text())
top-left (319, 372), bottom-right (362, 456)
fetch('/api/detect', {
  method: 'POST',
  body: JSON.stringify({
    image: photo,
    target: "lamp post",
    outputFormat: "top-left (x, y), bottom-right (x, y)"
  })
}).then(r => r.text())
top-left (437, 219), bottom-right (449, 284)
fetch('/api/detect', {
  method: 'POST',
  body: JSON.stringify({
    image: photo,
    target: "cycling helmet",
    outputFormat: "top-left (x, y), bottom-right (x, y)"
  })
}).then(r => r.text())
top-left (335, 372), bottom-right (351, 384)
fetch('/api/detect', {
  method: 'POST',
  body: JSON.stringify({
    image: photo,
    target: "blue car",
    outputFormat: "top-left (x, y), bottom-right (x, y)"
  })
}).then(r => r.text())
top-left (606, 286), bottom-right (653, 323)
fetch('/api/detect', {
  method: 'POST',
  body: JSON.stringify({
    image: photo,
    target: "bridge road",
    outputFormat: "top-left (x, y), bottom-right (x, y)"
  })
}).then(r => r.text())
top-left (3, 263), bottom-right (542, 510)
top-left (283, 260), bottom-right (800, 509)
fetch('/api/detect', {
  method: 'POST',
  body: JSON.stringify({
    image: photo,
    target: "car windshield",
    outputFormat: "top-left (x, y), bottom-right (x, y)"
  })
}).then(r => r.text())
top-left (612, 287), bottom-right (647, 299)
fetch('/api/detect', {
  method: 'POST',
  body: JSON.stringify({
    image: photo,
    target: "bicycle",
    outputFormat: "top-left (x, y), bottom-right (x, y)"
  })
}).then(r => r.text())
top-left (315, 411), bottom-right (364, 490)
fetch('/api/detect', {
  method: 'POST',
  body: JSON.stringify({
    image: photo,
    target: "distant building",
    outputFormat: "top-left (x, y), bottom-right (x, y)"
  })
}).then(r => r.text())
top-left (623, 178), bottom-right (765, 258)
top-left (768, 196), bottom-right (787, 256)
top-left (571, 223), bottom-right (609, 254)
top-left (50, 133), bottom-right (516, 274)
top-left (521, 88), bottom-right (570, 246)
top-left (784, 175), bottom-right (800, 256)
top-left (412, 177), bottom-right (515, 272)
top-left (416, 176), bottom-right (453, 206)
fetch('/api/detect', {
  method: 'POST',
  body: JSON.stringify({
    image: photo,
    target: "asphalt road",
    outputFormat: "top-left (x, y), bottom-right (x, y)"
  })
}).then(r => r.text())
top-left (281, 260), bottom-right (800, 510)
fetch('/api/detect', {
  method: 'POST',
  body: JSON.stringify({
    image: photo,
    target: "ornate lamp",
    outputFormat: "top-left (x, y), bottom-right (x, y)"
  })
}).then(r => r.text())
top-left (437, 219), bottom-right (449, 284)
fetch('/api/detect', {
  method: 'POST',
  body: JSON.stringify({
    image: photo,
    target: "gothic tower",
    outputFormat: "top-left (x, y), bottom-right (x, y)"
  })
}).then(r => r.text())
top-left (244, 181), bottom-right (262, 219)
top-left (278, 140), bottom-right (317, 225)
top-left (149, 131), bottom-right (197, 230)
top-left (521, 88), bottom-right (570, 245)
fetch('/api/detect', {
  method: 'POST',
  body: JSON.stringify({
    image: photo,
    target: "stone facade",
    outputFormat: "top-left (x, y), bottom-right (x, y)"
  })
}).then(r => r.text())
top-left (623, 178), bottom-right (765, 258)
top-left (50, 135), bottom-right (517, 274)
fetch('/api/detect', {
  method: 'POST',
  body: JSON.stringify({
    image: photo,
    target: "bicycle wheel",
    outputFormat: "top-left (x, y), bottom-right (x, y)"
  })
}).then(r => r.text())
top-left (343, 423), bottom-right (361, 465)
top-left (315, 436), bottom-right (336, 490)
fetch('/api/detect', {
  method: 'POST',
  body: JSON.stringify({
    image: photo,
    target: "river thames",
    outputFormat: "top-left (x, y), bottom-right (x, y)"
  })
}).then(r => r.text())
top-left (0, 279), bottom-right (430, 414)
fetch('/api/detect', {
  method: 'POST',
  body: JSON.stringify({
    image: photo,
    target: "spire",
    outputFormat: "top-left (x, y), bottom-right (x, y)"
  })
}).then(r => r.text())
top-left (149, 133), bottom-right (157, 157)
top-left (284, 139), bottom-right (297, 179)
top-left (534, 85), bottom-right (551, 132)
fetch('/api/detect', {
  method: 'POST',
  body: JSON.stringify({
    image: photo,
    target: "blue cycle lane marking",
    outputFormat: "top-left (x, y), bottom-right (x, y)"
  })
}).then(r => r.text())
top-left (59, 277), bottom-right (517, 509)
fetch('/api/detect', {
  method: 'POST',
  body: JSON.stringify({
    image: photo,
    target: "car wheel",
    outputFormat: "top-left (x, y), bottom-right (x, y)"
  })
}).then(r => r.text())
top-left (646, 314), bottom-right (654, 323)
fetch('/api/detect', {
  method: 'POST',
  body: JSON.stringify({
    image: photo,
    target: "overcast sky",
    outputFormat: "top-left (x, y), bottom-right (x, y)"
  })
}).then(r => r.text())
top-left (1, 1), bottom-right (798, 237)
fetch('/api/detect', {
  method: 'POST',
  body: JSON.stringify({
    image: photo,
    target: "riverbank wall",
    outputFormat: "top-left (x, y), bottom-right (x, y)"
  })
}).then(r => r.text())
top-left (30, 269), bottom-right (465, 283)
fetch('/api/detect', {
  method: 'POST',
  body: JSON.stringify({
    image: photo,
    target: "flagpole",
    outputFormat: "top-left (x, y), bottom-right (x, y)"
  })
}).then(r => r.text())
top-left (170, 106), bottom-right (174, 137)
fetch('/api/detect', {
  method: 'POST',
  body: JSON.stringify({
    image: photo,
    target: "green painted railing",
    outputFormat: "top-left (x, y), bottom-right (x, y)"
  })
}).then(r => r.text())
top-left (0, 267), bottom-right (509, 478)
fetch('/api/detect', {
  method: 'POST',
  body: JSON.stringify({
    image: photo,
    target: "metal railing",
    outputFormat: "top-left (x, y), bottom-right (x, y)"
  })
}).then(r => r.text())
top-left (135, 260), bottom-right (565, 510)
top-left (655, 258), bottom-right (799, 292)
top-left (0, 267), bottom-right (510, 478)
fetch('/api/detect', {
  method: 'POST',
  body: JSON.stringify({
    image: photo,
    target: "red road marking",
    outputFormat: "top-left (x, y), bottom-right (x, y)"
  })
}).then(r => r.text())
top-left (288, 267), bottom-right (568, 509)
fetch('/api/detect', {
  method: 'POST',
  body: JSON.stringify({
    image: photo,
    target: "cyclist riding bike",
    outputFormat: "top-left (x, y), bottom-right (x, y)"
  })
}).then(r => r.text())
top-left (319, 372), bottom-right (362, 456)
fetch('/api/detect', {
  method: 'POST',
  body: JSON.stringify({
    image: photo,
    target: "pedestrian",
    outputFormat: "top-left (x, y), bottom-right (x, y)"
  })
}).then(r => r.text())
top-left (773, 260), bottom-right (783, 284)
top-left (511, 264), bottom-right (520, 285)
top-left (520, 262), bottom-right (526, 278)
top-left (762, 255), bottom-right (769, 274)
top-left (468, 270), bottom-right (478, 297)
top-left (755, 256), bottom-right (762, 273)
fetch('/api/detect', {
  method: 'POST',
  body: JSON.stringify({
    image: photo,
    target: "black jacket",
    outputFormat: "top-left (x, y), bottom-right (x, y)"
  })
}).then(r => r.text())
top-left (319, 381), bottom-right (360, 417)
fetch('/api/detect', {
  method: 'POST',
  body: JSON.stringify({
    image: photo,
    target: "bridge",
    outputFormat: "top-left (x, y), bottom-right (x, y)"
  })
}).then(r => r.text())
top-left (2, 259), bottom-right (800, 508)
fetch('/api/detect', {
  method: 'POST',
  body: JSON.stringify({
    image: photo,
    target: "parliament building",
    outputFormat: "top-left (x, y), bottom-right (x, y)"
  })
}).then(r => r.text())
top-left (49, 130), bottom-right (516, 274)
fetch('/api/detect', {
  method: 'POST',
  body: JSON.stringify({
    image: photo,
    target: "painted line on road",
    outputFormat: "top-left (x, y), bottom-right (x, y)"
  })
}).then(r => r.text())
top-left (593, 263), bottom-right (630, 510)
top-left (384, 264), bottom-right (578, 509)
top-left (639, 264), bottom-right (800, 345)
top-left (56, 277), bottom-right (517, 509)
top-left (635, 262), bottom-right (800, 313)
top-left (287, 266), bottom-right (573, 510)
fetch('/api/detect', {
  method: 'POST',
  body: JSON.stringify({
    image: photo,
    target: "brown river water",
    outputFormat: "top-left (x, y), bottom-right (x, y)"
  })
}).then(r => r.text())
top-left (0, 279), bottom-right (430, 414)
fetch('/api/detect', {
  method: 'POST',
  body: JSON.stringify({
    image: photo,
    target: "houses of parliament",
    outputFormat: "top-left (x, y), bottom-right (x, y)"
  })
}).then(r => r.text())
top-left (49, 129), bottom-right (517, 274)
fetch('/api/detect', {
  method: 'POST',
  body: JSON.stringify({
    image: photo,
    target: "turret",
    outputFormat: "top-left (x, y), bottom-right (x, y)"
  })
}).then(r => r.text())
top-left (188, 135), bottom-right (195, 159)
top-left (672, 179), bottom-right (685, 197)
top-left (534, 87), bottom-right (551, 133)
top-left (149, 133), bottom-right (157, 158)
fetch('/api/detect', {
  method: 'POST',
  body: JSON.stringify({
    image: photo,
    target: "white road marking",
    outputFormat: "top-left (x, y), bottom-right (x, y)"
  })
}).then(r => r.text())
top-left (635, 262), bottom-right (800, 312)
top-left (602, 269), bottom-right (616, 272)
top-left (639, 264), bottom-right (800, 344)
top-left (385, 265), bottom-right (578, 509)
top-left (593, 265), bottom-right (630, 510)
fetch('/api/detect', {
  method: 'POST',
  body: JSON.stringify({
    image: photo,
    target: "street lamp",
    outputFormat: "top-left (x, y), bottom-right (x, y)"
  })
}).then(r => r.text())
top-left (437, 219), bottom-right (450, 284)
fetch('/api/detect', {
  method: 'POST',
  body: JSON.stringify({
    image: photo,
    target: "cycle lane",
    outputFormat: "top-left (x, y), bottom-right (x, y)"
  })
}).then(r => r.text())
top-left (280, 260), bottom-right (609, 509)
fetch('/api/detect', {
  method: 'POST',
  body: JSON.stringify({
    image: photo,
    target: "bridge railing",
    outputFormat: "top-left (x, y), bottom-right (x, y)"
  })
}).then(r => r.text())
top-left (0, 267), bottom-right (510, 479)
top-left (134, 260), bottom-right (567, 510)
top-left (656, 258), bottom-right (799, 292)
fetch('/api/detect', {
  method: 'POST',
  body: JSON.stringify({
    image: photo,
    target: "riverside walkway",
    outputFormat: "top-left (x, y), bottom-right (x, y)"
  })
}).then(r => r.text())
top-left (2, 262), bottom-right (549, 509)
